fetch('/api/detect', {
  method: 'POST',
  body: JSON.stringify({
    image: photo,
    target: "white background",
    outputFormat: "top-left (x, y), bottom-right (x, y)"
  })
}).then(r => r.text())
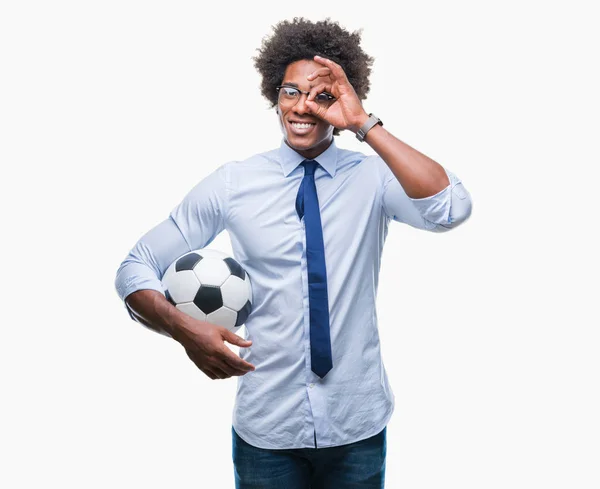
top-left (1, 1), bottom-right (598, 487)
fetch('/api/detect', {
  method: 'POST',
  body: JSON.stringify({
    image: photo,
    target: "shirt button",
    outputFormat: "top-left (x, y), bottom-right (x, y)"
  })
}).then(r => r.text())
top-left (309, 383), bottom-right (315, 388)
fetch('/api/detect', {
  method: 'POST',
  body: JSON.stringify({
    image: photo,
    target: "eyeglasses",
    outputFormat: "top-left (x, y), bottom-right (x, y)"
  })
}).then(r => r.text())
top-left (276, 85), bottom-right (336, 108)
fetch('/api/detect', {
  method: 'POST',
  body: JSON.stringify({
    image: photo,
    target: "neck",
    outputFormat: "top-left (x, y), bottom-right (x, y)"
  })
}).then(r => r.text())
top-left (286, 137), bottom-right (333, 160)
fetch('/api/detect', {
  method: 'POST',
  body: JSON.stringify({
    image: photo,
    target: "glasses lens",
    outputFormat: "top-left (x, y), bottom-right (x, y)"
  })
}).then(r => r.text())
top-left (277, 87), bottom-right (335, 107)
top-left (315, 92), bottom-right (334, 105)
top-left (278, 87), bottom-right (299, 106)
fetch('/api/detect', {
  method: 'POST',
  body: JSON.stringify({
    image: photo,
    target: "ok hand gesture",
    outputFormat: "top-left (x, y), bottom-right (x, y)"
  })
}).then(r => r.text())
top-left (304, 55), bottom-right (369, 133)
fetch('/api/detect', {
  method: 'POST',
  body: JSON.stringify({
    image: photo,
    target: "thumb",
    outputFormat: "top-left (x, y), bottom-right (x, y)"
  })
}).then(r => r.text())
top-left (305, 100), bottom-right (320, 114)
top-left (223, 329), bottom-right (252, 347)
top-left (305, 101), bottom-right (329, 123)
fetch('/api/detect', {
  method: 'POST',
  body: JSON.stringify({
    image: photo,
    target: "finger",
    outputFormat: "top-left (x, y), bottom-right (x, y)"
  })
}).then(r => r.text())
top-left (223, 329), bottom-right (253, 348)
top-left (220, 355), bottom-right (251, 375)
top-left (189, 355), bottom-right (218, 379)
top-left (306, 83), bottom-right (333, 120)
top-left (313, 55), bottom-right (348, 82)
top-left (306, 83), bottom-right (332, 102)
top-left (200, 365), bottom-right (217, 379)
top-left (218, 357), bottom-right (250, 377)
top-left (185, 349), bottom-right (224, 379)
top-left (305, 99), bottom-right (328, 120)
top-left (307, 67), bottom-right (331, 81)
top-left (221, 346), bottom-right (256, 372)
top-left (211, 365), bottom-right (230, 380)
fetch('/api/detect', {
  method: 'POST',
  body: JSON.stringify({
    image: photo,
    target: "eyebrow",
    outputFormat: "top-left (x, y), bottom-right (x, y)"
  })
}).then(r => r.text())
top-left (281, 82), bottom-right (314, 89)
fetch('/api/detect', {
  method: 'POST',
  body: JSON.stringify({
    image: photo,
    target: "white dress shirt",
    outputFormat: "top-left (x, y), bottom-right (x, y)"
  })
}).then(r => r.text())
top-left (115, 138), bottom-right (472, 449)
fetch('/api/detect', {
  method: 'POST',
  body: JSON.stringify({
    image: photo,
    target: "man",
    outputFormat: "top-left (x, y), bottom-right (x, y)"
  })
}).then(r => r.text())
top-left (115, 17), bottom-right (472, 489)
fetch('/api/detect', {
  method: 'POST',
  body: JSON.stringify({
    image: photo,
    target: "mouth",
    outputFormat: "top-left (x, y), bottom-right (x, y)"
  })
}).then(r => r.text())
top-left (287, 120), bottom-right (317, 135)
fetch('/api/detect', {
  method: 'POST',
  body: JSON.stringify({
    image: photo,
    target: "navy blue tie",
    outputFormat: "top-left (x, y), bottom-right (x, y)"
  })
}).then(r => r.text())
top-left (296, 160), bottom-right (333, 378)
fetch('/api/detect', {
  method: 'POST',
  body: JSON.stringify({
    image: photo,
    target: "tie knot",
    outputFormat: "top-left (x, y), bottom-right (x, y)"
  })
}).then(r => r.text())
top-left (301, 160), bottom-right (318, 176)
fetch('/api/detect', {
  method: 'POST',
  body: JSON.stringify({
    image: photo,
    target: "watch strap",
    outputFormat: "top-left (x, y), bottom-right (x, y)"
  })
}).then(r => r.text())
top-left (356, 113), bottom-right (383, 142)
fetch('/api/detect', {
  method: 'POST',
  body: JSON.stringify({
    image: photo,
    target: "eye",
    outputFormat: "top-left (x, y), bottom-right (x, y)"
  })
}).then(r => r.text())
top-left (282, 87), bottom-right (299, 97)
top-left (315, 92), bottom-right (334, 103)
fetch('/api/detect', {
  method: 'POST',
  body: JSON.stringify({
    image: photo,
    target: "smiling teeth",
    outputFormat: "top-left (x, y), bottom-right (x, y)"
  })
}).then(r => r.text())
top-left (292, 122), bottom-right (314, 129)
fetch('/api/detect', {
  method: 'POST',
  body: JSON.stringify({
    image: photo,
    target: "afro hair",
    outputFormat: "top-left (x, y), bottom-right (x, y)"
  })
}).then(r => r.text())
top-left (253, 17), bottom-right (374, 135)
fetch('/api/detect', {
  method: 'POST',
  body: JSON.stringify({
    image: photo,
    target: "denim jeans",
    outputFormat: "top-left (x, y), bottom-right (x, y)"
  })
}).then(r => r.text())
top-left (231, 426), bottom-right (387, 488)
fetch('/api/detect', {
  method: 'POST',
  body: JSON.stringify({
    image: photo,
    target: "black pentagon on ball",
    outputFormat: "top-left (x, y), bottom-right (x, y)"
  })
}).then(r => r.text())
top-left (235, 300), bottom-right (252, 327)
top-left (165, 289), bottom-right (176, 306)
top-left (224, 257), bottom-right (246, 280)
top-left (176, 252), bottom-right (203, 272)
top-left (193, 285), bottom-right (223, 314)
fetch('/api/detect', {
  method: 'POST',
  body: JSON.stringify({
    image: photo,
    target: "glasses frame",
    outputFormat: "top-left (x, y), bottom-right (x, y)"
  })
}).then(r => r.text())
top-left (276, 85), bottom-right (336, 107)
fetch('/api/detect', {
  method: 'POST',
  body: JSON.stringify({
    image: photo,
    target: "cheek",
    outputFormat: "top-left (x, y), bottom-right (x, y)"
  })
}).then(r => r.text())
top-left (319, 124), bottom-right (334, 138)
top-left (277, 111), bottom-right (288, 133)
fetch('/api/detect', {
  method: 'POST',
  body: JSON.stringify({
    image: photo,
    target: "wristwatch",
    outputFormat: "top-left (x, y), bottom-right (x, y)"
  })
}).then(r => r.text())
top-left (356, 113), bottom-right (383, 142)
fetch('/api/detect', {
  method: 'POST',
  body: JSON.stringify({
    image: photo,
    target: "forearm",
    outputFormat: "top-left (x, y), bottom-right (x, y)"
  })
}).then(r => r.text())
top-left (125, 289), bottom-right (196, 342)
top-left (361, 121), bottom-right (450, 199)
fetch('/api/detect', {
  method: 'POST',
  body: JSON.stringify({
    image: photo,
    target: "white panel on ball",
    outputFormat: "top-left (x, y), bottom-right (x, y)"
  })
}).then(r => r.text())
top-left (206, 307), bottom-right (237, 329)
top-left (161, 248), bottom-right (253, 333)
top-left (176, 302), bottom-right (207, 322)
top-left (221, 275), bottom-right (249, 310)
top-left (164, 270), bottom-right (200, 303)
top-left (193, 258), bottom-right (231, 286)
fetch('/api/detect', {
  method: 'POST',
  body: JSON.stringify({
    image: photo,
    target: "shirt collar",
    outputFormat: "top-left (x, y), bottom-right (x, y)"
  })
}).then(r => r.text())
top-left (278, 138), bottom-right (338, 178)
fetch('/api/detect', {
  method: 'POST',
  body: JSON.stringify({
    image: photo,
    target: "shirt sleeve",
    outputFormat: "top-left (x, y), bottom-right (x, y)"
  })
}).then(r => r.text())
top-left (114, 163), bottom-right (229, 323)
top-left (378, 157), bottom-right (473, 232)
top-left (168, 163), bottom-right (229, 250)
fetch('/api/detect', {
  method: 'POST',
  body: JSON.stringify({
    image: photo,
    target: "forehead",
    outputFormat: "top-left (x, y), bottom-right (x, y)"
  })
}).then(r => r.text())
top-left (281, 59), bottom-right (321, 87)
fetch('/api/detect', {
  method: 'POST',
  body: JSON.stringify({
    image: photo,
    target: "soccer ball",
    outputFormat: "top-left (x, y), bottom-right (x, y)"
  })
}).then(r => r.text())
top-left (161, 249), bottom-right (253, 333)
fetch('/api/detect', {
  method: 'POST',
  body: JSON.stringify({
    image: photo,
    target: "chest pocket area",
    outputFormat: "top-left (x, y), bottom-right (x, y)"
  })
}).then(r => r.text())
top-left (228, 186), bottom-right (303, 266)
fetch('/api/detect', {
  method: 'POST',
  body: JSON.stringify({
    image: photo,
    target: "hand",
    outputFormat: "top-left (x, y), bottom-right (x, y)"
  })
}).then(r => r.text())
top-left (305, 55), bottom-right (370, 133)
top-left (173, 319), bottom-right (256, 380)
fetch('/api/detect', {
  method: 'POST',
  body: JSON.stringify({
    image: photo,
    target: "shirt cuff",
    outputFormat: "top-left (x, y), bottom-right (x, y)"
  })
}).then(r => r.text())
top-left (408, 169), bottom-right (460, 225)
top-left (116, 273), bottom-right (165, 303)
top-left (115, 266), bottom-right (166, 324)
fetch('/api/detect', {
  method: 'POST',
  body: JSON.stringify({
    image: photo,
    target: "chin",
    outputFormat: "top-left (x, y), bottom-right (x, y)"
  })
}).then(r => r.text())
top-left (286, 132), bottom-right (332, 149)
top-left (286, 137), bottom-right (316, 150)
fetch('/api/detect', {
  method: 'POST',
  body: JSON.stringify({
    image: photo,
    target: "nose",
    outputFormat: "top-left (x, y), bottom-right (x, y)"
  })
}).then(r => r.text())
top-left (293, 93), bottom-right (310, 115)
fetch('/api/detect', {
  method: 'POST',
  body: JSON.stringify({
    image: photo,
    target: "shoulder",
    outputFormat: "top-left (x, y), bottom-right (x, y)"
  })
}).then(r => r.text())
top-left (225, 147), bottom-right (279, 172)
top-left (221, 147), bottom-right (282, 189)
top-left (335, 145), bottom-right (385, 178)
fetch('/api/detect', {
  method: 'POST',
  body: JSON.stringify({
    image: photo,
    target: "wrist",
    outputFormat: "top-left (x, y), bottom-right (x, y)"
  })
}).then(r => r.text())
top-left (163, 312), bottom-right (196, 343)
top-left (355, 113), bottom-right (383, 142)
top-left (350, 112), bottom-right (370, 134)
top-left (156, 294), bottom-right (194, 340)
